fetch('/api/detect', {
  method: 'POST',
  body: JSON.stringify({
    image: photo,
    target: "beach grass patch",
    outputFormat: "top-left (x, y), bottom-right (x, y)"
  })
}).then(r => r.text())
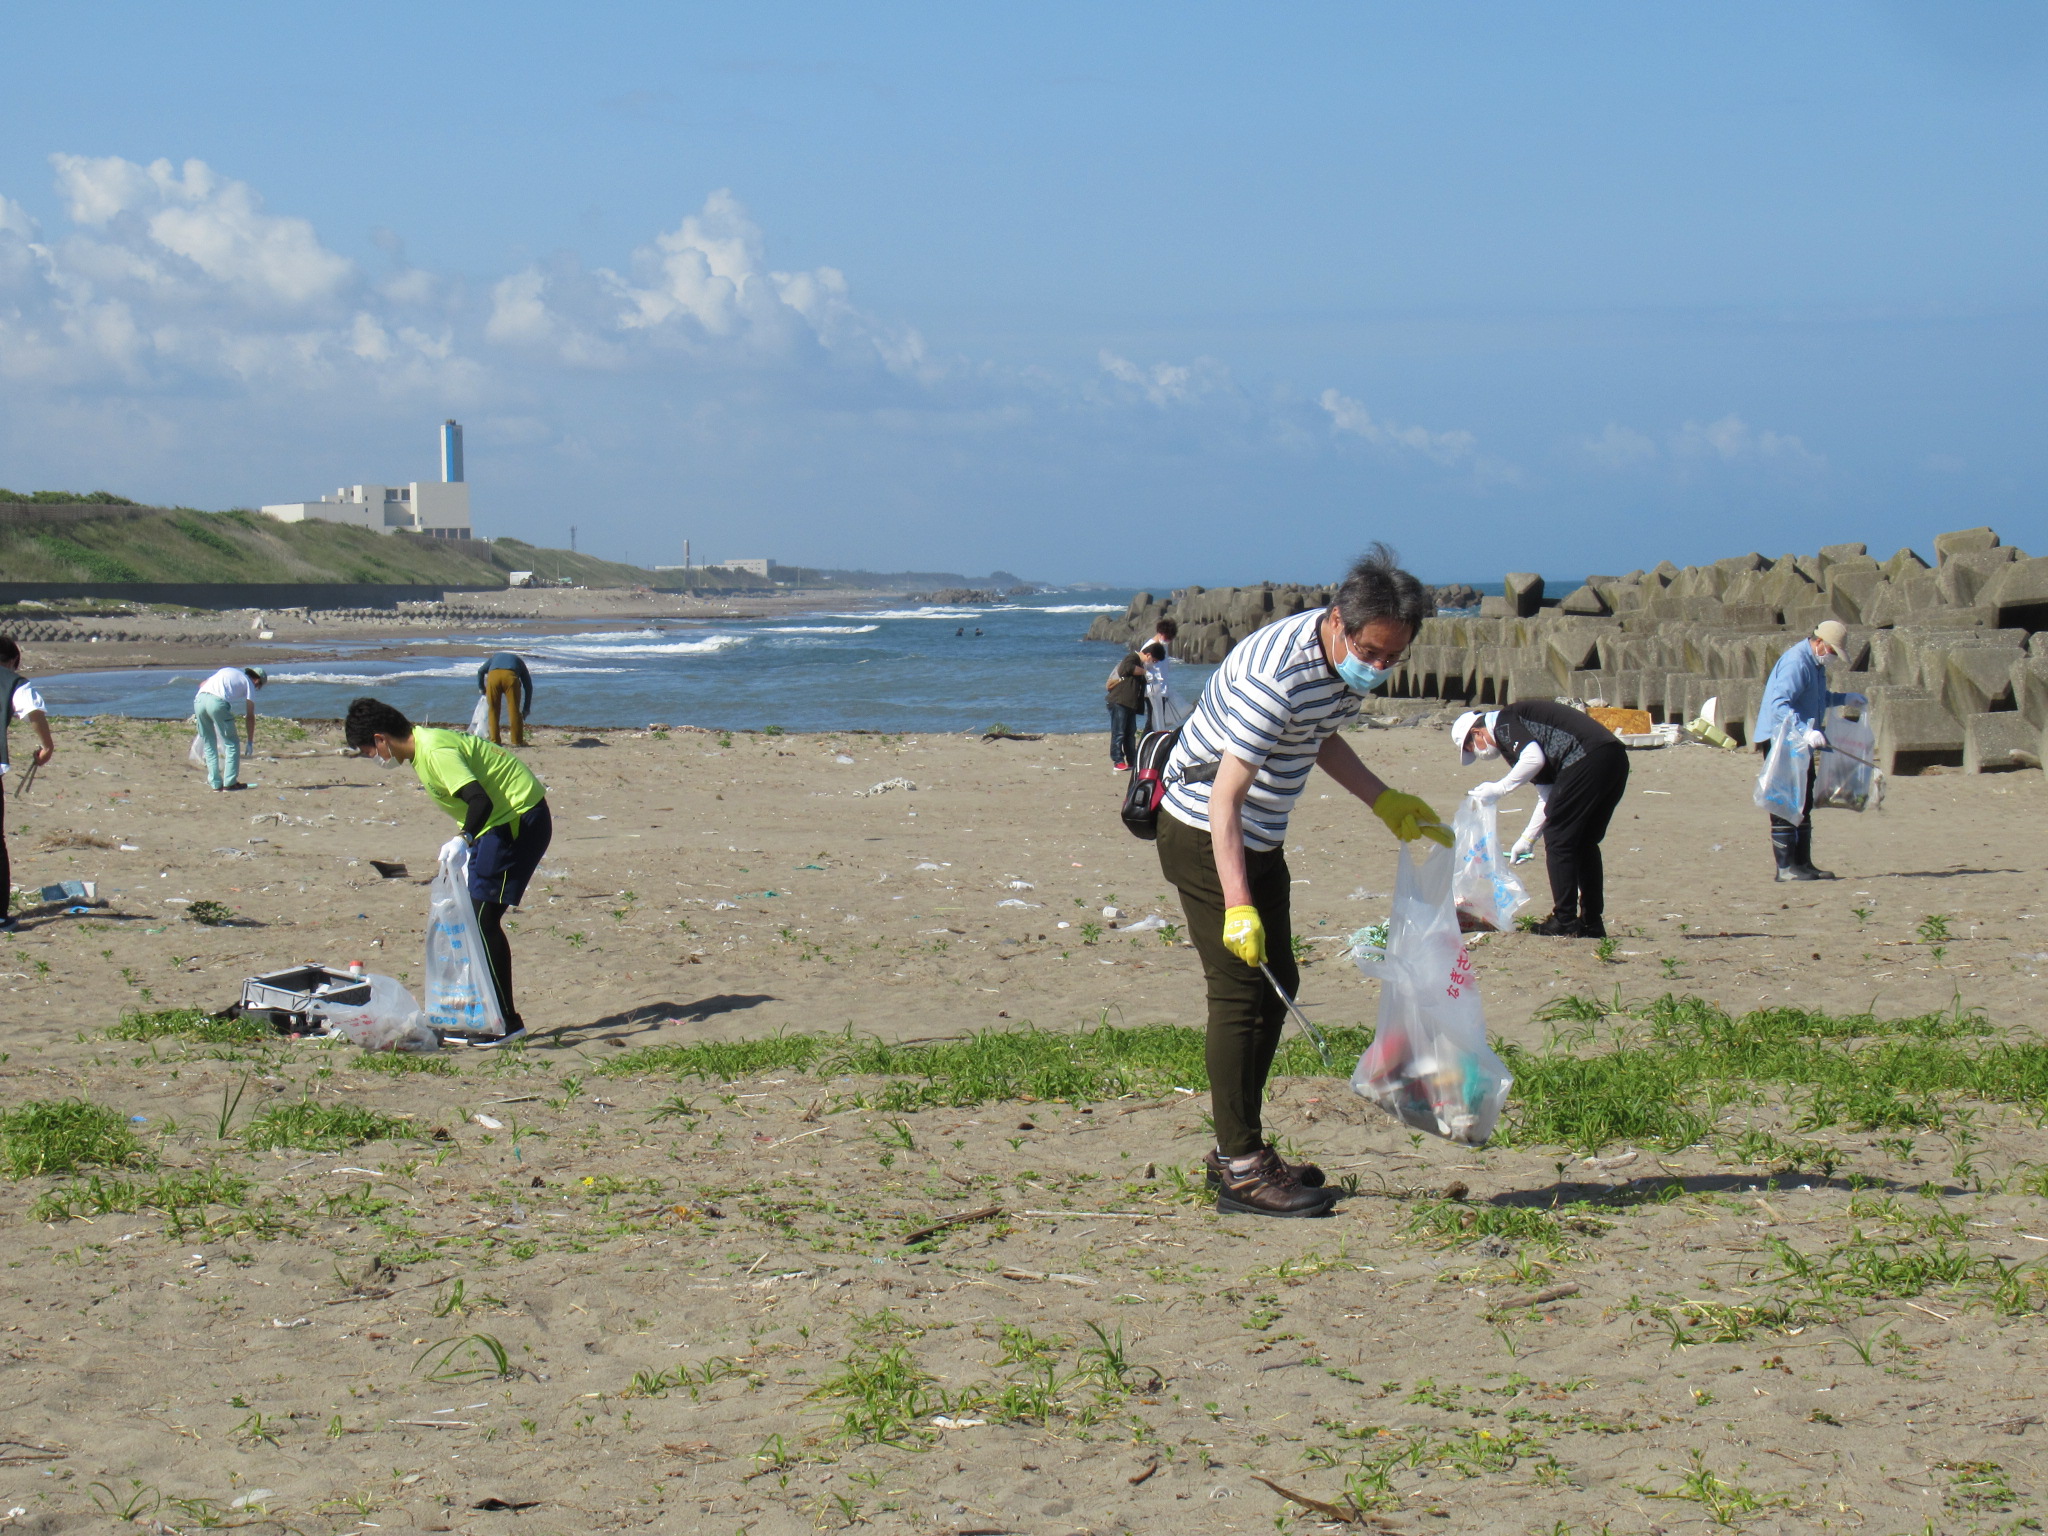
top-left (1501, 992), bottom-right (2040, 1155)
top-left (104, 1008), bottom-right (271, 1044)
top-left (240, 1101), bottom-right (411, 1151)
top-left (604, 1021), bottom-right (1372, 1109)
top-left (32, 1167), bottom-right (249, 1231)
top-left (0, 1098), bottom-right (147, 1178)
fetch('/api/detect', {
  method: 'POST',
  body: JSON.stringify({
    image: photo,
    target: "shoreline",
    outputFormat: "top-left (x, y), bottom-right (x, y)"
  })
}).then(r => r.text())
top-left (4, 585), bottom-right (908, 681)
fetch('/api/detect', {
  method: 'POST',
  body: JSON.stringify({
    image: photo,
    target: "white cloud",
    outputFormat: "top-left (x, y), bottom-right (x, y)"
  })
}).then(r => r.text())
top-left (1318, 388), bottom-right (1476, 464)
top-left (52, 154), bottom-right (353, 306)
top-left (487, 188), bottom-right (933, 377)
top-left (1578, 413), bottom-right (1825, 472)
top-left (1577, 422), bottom-right (1659, 469)
top-left (1096, 350), bottom-right (1232, 406)
top-left (1670, 414), bottom-right (1823, 468)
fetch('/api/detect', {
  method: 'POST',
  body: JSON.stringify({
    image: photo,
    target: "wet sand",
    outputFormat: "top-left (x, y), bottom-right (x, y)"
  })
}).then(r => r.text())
top-left (0, 718), bottom-right (2043, 1533)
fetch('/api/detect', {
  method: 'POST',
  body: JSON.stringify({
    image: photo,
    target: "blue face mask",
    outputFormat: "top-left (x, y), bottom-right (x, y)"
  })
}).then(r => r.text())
top-left (1333, 652), bottom-right (1389, 694)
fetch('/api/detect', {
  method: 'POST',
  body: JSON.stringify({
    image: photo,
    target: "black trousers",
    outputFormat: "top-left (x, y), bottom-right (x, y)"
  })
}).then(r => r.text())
top-left (0, 773), bottom-right (9, 917)
top-left (1542, 741), bottom-right (1629, 924)
top-left (1156, 812), bottom-right (1298, 1157)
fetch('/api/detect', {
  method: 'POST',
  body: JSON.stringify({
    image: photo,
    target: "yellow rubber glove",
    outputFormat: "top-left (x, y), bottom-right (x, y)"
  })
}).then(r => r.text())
top-left (1221, 905), bottom-right (1266, 966)
top-left (1374, 788), bottom-right (1454, 848)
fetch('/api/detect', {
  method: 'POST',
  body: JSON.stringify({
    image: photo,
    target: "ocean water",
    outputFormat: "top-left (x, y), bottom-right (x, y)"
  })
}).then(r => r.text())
top-left (35, 591), bottom-right (1219, 736)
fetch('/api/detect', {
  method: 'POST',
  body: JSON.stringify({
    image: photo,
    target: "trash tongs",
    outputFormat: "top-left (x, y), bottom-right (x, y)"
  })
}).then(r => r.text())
top-left (1258, 961), bottom-right (1335, 1072)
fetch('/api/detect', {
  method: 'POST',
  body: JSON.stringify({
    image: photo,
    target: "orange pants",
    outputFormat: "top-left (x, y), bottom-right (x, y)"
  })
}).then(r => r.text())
top-left (484, 670), bottom-right (526, 746)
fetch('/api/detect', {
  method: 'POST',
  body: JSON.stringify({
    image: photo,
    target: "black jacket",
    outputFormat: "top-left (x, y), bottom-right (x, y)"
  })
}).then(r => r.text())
top-left (1491, 700), bottom-right (1617, 784)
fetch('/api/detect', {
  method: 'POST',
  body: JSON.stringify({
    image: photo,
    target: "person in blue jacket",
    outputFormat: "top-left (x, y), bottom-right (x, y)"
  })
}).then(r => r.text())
top-left (1752, 620), bottom-right (1867, 882)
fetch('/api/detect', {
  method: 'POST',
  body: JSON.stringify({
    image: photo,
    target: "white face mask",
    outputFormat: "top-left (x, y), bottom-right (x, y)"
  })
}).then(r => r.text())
top-left (1470, 741), bottom-right (1500, 762)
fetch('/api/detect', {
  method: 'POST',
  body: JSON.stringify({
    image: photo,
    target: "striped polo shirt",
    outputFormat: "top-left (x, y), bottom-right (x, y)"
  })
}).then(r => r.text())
top-left (1162, 607), bottom-right (1359, 852)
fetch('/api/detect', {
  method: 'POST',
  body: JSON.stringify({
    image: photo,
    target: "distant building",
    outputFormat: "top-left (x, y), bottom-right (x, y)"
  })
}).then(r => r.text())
top-left (711, 558), bottom-right (772, 577)
top-left (261, 420), bottom-right (474, 539)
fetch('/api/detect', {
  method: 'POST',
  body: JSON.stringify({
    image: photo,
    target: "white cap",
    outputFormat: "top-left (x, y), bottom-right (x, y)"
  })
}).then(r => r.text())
top-left (1451, 709), bottom-right (1485, 766)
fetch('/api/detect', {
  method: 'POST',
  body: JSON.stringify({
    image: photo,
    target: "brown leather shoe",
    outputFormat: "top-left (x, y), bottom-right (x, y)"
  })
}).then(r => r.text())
top-left (1211, 1147), bottom-right (1336, 1218)
top-left (1205, 1144), bottom-right (1326, 1189)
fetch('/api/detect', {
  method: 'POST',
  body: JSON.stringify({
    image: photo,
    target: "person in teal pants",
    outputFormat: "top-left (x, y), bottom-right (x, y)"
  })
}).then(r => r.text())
top-left (193, 665), bottom-right (267, 791)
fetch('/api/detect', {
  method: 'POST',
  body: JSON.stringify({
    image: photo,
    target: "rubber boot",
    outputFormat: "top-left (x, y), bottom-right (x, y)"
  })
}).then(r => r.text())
top-left (1793, 815), bottom-right (1834, 880)
top-left (1772, 818), bottom-right (1816, 882)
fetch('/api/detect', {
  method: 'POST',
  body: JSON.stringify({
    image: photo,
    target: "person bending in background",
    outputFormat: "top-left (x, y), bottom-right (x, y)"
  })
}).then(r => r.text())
top-left (193, 664), bottom-right (266, 791)
top-left (1752, 620), bottom-right (1867, 883)
top-left (345, 697), bottom-right (553, 1043)
top-left (1158, 545), bottom-right (1448, 1218)
top-left (1105, 646), bottom-right (1146, 771)
top-left (476, 651), bottom-right (535, 748)
top-left (1452, 701), bottom-right (1629, 939)
top-left (0, 638), bottom-right (56, 935)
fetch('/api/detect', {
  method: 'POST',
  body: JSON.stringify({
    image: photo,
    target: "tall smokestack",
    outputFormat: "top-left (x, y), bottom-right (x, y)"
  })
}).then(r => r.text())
top-left (440, 419), bottom-right (464, 484)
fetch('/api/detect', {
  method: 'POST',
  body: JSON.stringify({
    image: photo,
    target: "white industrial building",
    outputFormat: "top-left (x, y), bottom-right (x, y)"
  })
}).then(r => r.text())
top-left (261, 421), bottom-right (475, 540)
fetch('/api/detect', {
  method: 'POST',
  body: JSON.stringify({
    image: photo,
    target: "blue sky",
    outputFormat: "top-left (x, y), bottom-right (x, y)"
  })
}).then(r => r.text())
top-left (2, 3), bottom-right (2043, 584)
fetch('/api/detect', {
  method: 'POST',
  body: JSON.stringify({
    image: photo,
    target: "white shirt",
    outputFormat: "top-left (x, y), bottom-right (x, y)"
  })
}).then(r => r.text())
top-left (1162, 608), bottom-right (1359, 852)
top-left (197, 667), bottom-right (255, 703)
top-left (2, 680), bottom-right (44, 776)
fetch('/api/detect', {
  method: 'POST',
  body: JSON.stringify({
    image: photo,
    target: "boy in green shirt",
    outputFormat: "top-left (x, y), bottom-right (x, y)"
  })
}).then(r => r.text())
top-left (346, 697), bottom-right (553, 1042)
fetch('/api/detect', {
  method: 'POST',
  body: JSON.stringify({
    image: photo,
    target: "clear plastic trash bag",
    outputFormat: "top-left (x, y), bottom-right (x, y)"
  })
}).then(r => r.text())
top-left (188, 732), bottom-right (207, 769)
top-left (468, 694), bottom-right (491, 738)
top-left (1450, 795), bottom-right (1529, 934)
top-left (1812, 707), bottom-right (1883, 813)
top-left (424, 836), bottom-right (506, 1037)
top-left (307, 973), bottom-right (439, 1052)
top-left (1753, 714), bottom-right (1811, 820)
top-left (1350, 842), bottom-right (1513, 1145)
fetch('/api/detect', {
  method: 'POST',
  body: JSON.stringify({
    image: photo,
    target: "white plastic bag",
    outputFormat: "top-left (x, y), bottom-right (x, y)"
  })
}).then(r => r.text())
top-left (1450, 796), bottom-right (1528, 933)
top-left (188, 732), bottom-right (207, 769)
top-left (1812, 707), bottom-right (1883, 813)
top-left (1753, 715), bottom-right (1811, 820)
top-left (308, 973), bottom-right (439, 1052)
top-left (468, 694), bottom-right (491, 738)
top-left (423, 836), bottom-right (506, 1037)
top-left (1350, 842), bottom-right (1513, 1144)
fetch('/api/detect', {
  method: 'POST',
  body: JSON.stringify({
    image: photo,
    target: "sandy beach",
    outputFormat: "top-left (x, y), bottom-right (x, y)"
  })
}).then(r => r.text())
top-left (0, 712), bottom-right (2042, 1534)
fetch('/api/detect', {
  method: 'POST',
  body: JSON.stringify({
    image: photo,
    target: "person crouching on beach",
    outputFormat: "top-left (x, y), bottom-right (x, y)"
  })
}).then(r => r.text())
top-left (193, 664), bottom-right (266, 791)
top-left (345, 697), bottom-right (553, 1044)
top-left (1156, 545), bottom-right (1449, 1218)
top-left (0, 637), bottom-right (56, 934)
top-left (1451, 701), bottom-right (1628, 937)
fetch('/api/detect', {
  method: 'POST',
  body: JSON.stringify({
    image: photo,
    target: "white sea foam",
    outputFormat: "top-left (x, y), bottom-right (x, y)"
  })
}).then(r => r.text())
top-left (267, 662), bottom-right (624, 685)
top-left (832, 607), bottom-right (983, 621)
top-left (534, 634), bottom-right (748, 659)
top-left (1028, 603), bottom-right (1121, 614)
top-left (754, 624), bottom-right (880, 634)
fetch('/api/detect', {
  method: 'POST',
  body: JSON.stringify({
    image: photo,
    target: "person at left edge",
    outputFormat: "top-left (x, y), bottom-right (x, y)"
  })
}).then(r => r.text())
top-left (0, 636), bottom-right (56, 934)
top-left (344, 696), bottom-right (553, 1043)
top-left (475, 651), bottom-right (534, 747)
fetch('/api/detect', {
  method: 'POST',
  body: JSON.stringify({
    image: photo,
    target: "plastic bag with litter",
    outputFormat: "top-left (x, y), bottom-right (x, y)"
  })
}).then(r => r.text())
top-left (187, 733), bottom-right (207, 770)
top-left (1811, 706), bottom-right (1883, 813)
top-left (306, 972), bottom-right (439, 1052)
top-left (1450, 795), bottom-right (1528, 933)
top-left (1350, 842), bottom-right (1512, 1145)
top-left (423, 836), bottom-right (506, 1037)
top-left (467, 694), bottom-right (491, 738)
top-left (1753, 714), bottom-right (1811, 820)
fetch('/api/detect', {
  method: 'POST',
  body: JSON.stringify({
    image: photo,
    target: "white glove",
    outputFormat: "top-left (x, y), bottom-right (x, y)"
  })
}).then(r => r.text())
top-left (1509, 840), bottom-right (1534, 864)
top-left (1469, 781), bottom-right (1508, 805)
top-left (440, 834), bottom-right (470, 862)
top-left (1804, 728), bottom-right (1828, 750)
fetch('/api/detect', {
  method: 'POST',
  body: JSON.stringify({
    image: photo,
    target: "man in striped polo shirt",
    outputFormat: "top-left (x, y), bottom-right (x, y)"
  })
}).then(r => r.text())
top-left (1158, 546), bottom-right (1450, 1217)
